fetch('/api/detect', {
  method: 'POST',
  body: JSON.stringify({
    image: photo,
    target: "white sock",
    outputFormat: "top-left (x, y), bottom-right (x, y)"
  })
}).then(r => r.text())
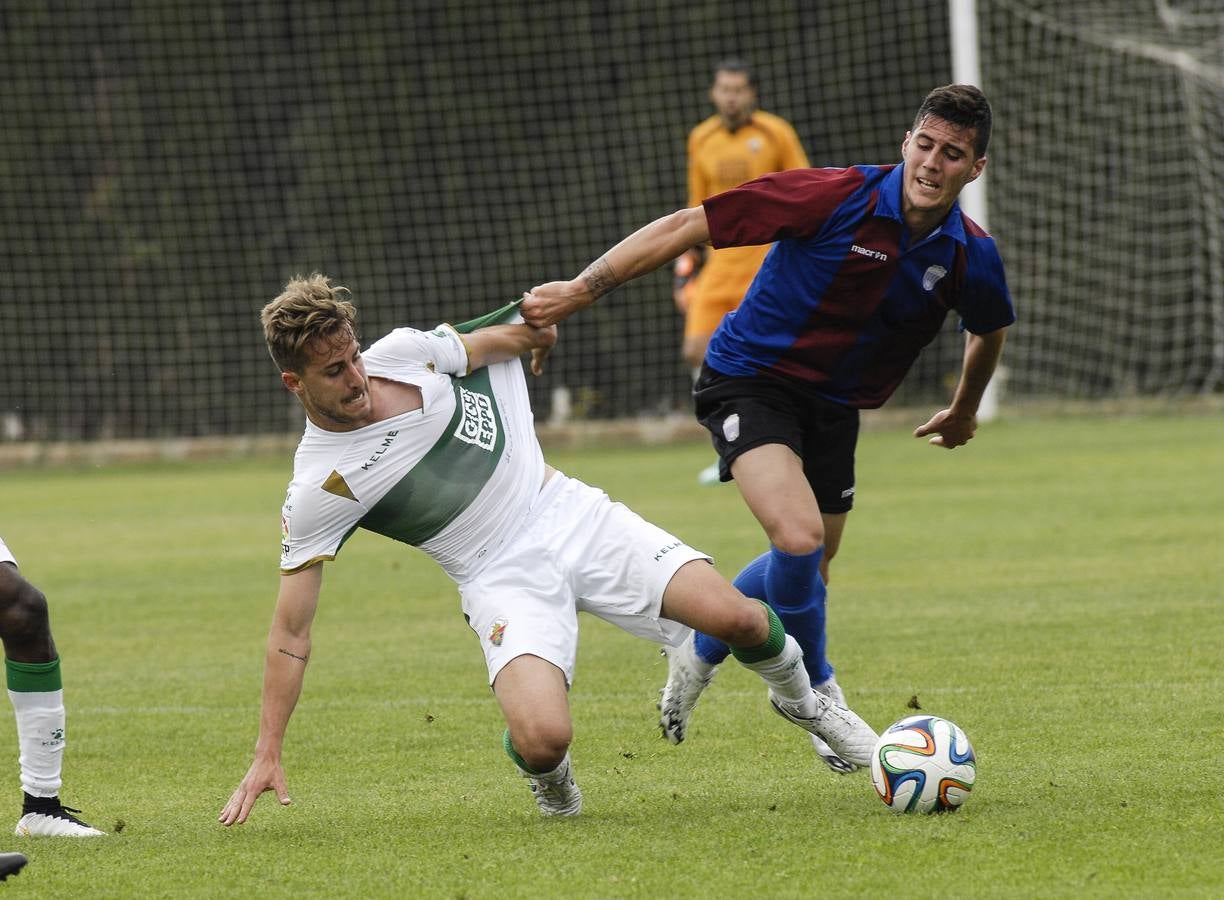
top-left (742, 635), bottom-right (819, 716)
top-left (532, 753), bottom-right (573, 784)
top-left (9, 689), bottom-right (65, 797)
top-left (681, 632), bottom-right (718, 678)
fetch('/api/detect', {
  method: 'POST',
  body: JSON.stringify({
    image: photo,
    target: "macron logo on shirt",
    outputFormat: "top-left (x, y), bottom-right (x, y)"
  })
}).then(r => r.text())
top-left (851, 244), bottom-right (889, 262)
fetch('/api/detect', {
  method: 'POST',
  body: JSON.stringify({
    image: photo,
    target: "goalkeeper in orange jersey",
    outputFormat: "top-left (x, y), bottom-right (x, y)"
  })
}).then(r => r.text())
top-left (673, 59), bottom-right (809, 484)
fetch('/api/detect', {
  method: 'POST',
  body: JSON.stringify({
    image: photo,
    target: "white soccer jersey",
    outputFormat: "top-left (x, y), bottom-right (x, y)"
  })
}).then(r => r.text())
top-left (279, 323), bottom-right (545, 582)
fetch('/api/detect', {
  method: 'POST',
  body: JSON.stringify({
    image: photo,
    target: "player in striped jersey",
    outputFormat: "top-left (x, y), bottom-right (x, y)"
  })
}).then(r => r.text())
top-left (524, 84), bottom-right (1014, 775)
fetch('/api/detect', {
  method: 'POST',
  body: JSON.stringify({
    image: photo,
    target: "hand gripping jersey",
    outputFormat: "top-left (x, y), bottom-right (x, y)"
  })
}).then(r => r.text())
top-left (278, 304), bottom-right (545, 583)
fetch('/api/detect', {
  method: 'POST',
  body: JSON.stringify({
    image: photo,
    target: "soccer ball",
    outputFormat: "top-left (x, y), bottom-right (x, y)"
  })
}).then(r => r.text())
top-left (870, 715), bottom-right (976, 814)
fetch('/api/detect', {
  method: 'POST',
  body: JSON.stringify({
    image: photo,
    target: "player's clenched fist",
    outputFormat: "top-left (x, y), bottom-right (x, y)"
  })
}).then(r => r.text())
top-left (521, 283), bottom-right (592, 328)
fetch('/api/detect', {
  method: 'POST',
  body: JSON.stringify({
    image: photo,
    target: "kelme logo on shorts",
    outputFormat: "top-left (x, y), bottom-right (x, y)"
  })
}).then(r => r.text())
top-left (454, 386), bottom-right (497, 450)
top-left (654, 541), bottom-right (683, 562)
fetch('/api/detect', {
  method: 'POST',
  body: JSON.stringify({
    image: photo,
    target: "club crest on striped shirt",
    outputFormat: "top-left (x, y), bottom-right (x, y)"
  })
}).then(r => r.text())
top-left (922, 265), bottom-right (948, 291)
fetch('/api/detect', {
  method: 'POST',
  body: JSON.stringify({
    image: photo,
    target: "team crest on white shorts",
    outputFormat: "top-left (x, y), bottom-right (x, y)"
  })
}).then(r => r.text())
top-left (488, 618), bottom-right (508, 646)
top-left (455, 387), bottom-right (498, 450)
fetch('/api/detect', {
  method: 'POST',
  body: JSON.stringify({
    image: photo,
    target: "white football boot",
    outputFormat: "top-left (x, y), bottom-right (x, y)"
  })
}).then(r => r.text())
top-left (658, 631), bottom-right (719, 744)
top-left (523, 755), bottom-right (583, 817)
top-left (15, 796), bottom-right (105, 837)
top-left (809, 677), bottom-right (859, 774)
top-left (769, 688), bottom-right (877, 769)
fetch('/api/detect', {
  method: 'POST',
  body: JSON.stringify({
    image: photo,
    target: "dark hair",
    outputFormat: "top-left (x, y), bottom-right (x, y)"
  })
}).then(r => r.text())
top-left (913, 84), bottom-right (992, 157)
top-left (712, 58), bottom-right (755, 88)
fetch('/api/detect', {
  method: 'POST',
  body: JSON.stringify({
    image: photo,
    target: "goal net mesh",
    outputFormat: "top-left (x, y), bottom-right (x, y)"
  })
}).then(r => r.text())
top-left (1, 1), bottom-right (1220, 444)
top-left (981, 0), bottom-right (1224, 400)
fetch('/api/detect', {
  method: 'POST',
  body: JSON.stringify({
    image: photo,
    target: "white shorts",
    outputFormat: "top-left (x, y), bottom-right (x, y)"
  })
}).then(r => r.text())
top-left (458, 473), bottom-right (709, 686)
top-left (0, 537), bottom-right (15, 567)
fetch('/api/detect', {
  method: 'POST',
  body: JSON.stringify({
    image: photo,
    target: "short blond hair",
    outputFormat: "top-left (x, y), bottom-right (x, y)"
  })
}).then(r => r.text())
top-left (261, 273), bottom-right (357, 373)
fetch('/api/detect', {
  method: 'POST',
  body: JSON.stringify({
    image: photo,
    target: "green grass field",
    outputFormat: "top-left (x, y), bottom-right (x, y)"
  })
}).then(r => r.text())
top-left (0, 412), bottom-right (1221, 898)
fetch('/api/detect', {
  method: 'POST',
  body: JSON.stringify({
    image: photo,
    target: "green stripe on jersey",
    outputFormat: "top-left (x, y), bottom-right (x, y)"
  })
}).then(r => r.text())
top-left (453, 298), bottom-right (523, 334)
top-left (358, 365), bottom-right (506, 547)
top-left (730, 604), bottom-right (787, 664)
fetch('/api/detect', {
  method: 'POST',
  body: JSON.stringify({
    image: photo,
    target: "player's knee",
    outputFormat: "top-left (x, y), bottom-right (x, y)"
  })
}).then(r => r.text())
top-left (511, 719), bottom-right (572, 772)
top-left (769, 522), bottom-right (825, 557)
top-left (717, 598), bottom-right (770, 648)
top-left (0, 578), bottom-right (51, 645)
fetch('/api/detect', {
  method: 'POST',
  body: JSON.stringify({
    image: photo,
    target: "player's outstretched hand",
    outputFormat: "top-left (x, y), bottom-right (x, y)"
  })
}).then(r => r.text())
top-left (521, 282), bottom-right (592, 328)
top-left (219, 757), bottom-right (291, 826)
top-left (914, 408), bottom-right (977, 449)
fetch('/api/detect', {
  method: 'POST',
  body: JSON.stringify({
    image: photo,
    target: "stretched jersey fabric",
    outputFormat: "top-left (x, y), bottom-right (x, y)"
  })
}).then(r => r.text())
top-left (278, 305), bottom-right (545, 582)
top-left (703, 163), bottom-right (1016, 409)
top-left (687, 110), bottom-right (809, 310)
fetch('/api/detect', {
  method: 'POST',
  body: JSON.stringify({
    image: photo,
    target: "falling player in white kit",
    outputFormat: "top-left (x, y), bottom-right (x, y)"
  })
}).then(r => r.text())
top-left (219, 273), bottom-right (876, 823)
top-left (0, 537), bottom-right (104, 836)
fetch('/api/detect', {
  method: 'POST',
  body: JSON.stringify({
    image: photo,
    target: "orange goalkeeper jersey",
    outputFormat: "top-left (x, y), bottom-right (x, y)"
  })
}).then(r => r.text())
top-left (687, 110), bottom-right (809, 311)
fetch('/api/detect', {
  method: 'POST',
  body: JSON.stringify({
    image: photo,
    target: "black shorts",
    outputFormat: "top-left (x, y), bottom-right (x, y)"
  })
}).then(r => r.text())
top-left (693, 364), bottom-right (860, 514)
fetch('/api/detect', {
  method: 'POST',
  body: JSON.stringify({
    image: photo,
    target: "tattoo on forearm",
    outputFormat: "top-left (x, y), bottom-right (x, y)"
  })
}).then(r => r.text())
top-left (581, 256), bottom-right (618, 300)
top-left (278, 648), bottom-right (308, 662)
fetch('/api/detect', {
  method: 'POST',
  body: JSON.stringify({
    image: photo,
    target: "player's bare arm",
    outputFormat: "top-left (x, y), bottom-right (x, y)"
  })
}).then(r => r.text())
top-left (523, 206), bottom-right (710, 327)
top-left (581, 256), bottom-right (619, 302)
top-left (461, 322), bottom-right (558, 376)
top-left (219, 564), bottom-right (322, 826)
top-left (914, 328), bottom-right (1008, 449)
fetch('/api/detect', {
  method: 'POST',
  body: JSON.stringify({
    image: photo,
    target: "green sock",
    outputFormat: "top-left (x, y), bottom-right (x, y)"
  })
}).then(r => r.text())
top-left (6, 657), bottom-right (66, 797)
top-left (503, 728), bottom-right (545, 775)
top-left (5, 657), bottom-right (62, 692)
top-left (730, 604), bottom-right (786, 665)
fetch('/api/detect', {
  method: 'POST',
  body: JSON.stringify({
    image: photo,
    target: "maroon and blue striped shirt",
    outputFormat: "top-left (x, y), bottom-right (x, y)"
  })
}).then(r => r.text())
top-left (703, 163), bottom-right (1015, 409)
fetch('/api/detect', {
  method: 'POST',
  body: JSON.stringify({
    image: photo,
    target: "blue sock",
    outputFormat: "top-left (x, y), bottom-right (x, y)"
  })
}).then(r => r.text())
top-left (692, 630), bottom-right (731, 666)
top-left (691, 552), bottom-right (771, 666)
top-left (692, 547), bottom-right (836, 684)
top-left (765, 545), bottom-right (833, 685)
